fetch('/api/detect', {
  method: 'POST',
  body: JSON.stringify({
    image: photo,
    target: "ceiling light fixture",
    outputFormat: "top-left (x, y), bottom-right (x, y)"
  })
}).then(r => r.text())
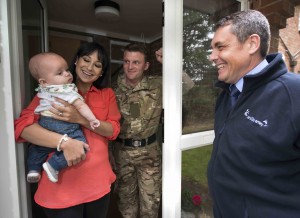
top-left (94, 0), bottom-right (120, 22)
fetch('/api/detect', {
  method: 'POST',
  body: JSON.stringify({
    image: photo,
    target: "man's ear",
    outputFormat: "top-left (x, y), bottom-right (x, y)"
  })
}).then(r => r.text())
top-left (248, 34), bottom-right (260, 55)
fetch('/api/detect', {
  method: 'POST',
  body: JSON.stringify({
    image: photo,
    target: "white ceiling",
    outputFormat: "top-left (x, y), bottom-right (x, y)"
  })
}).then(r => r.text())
top-left (45, 0), bottom-right (163, 42)
top-left (22, 0), bottom-right (239, 43)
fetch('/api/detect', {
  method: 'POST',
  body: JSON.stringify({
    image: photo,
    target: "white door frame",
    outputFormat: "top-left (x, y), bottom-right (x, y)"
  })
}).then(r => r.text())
top-left (0, 0), bottom-right (26, 217)
top-left (162, 0), bottom-right (183, 217)
top-left (0, 0), bottom-right (48, 217)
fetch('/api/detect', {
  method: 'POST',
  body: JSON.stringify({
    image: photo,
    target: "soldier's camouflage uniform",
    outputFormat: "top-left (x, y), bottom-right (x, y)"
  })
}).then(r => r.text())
top-left (112, 73), bottom-right (162, 218)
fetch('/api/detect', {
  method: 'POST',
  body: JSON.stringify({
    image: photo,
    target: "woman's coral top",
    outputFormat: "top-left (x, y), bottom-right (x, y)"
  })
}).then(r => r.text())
top-left (14, 86), bottom-right (120, 209)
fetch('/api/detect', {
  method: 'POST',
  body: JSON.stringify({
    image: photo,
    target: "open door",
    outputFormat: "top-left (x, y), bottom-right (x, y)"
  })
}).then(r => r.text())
top-left (21, 0), bottom-right (48, 217)
top-left (162, 0), bottom-right (247, 217)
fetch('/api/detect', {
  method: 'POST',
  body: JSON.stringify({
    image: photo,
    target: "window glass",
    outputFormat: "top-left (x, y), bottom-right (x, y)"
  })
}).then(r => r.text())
top-left (182, 145), bottom-right (213, 217)
top-left (182, 1), bottom-right (240, 134)
top-left (22, 0), bottom-right (44, 103)
top-left (21, 1), bottom-right (47, 217)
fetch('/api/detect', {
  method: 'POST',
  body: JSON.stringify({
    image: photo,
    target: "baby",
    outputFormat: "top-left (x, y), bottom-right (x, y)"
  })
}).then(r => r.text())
top-left (26, 52), bottom-right (99, 183)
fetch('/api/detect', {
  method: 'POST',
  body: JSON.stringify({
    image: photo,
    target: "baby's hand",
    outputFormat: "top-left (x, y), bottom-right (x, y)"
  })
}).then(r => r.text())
top-left (90, 120), bottom-right (100, 130)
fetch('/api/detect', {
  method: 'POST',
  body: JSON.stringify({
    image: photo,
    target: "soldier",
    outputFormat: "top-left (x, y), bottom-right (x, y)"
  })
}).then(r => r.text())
top-left (112, 43), bottom-right (194, 218)
top-left (112, 43), bottom-right (162, 218)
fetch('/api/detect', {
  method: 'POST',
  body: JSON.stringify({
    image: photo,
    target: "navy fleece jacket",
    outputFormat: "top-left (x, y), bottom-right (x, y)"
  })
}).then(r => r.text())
top-left (208, 53), bottom-right (300, 218)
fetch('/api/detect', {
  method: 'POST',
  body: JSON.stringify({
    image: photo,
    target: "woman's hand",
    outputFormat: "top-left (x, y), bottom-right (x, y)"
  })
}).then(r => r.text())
top-left (21, 123), bottom-right (89, 166)
top-left (60, 137), bottom-right (90, 166)
top-left (49, 98), bottom-right (85, 125)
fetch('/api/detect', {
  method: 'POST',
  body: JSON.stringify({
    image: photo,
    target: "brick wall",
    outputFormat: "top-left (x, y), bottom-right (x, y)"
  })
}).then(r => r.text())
top-left (278, 5), bottom-right (300, 73)
top-left (250, 0), bottom-right (294, 52)
top-left (251, 0), bottom-right (300, 73)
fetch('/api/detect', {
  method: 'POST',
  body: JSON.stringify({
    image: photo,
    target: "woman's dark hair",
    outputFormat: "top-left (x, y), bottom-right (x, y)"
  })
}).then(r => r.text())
top-left (70, 42), bottom-right (110, 89)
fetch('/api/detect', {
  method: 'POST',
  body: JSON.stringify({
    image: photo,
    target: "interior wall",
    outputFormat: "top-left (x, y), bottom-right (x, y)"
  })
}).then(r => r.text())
top-left (48, 30), bottom-right (162, 84)
top-left (49, 36), bottom-right (83, 64)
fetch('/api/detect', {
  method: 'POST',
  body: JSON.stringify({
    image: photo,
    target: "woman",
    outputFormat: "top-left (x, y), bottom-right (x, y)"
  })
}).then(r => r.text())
top-left (14, 42), bottom-right (121, 218)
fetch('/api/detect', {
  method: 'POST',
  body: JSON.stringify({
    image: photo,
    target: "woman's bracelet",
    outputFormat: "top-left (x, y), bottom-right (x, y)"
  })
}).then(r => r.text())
top-left (57, 134), bottom-right (69, 152)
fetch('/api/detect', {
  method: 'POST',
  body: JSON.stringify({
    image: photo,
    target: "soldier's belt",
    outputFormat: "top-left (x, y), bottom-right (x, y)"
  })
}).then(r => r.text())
top-left (117, 134), bottom-right (156, 147)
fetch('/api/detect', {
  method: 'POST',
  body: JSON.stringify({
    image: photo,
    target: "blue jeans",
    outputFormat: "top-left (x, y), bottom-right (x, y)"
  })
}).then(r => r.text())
top-left (27, 116), bottom-right (86, 172)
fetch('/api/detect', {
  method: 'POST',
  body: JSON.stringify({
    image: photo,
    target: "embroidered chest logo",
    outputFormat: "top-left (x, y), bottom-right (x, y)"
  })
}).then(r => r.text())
top-left (244, 109), bottom-right (268, 127)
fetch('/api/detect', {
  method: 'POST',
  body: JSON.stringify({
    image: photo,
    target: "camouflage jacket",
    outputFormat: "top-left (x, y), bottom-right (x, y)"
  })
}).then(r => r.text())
top-left (113, 74), bottom-right (162, 140)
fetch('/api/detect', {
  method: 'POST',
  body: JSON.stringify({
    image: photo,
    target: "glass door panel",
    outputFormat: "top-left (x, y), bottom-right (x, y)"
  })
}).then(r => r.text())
top-left (21, 0), bottom-right (47, 104)
top-left (182, 0), bottom-right (241, 134)
top-left (181, 1), bottom-right (241, 217)
top-left (21, 0), bottom-right (47, 217)
top-left (182, 145), bottom-right (213, 217)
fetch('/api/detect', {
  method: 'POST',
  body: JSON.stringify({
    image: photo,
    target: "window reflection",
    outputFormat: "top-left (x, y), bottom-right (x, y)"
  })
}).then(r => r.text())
top-left (21, 1), bottom-right (47, 217)
top-left (182, 8), bottom-right (218, 134)
top-left (22, 0), bottom-right (45, 104)
top-left (182, 1), bottom-right (240, 134)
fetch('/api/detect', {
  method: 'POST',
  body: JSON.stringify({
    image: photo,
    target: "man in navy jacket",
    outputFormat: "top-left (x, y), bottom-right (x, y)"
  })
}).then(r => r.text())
top-left (208, 10), bottom-right (300, 218)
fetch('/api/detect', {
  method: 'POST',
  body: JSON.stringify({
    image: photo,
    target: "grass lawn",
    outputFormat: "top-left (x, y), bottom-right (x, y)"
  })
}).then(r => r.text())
top-left (182, 144), bottom-right (213, 185)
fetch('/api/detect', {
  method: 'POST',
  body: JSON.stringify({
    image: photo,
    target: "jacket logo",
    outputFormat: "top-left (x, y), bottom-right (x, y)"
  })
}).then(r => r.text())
top-left (244, 109), bottom-right (268, 127)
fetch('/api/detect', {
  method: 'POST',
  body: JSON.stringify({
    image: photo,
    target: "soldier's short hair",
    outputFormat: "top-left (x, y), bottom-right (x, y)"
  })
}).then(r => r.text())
top-left (124, 43), bottom-right (149, 62)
